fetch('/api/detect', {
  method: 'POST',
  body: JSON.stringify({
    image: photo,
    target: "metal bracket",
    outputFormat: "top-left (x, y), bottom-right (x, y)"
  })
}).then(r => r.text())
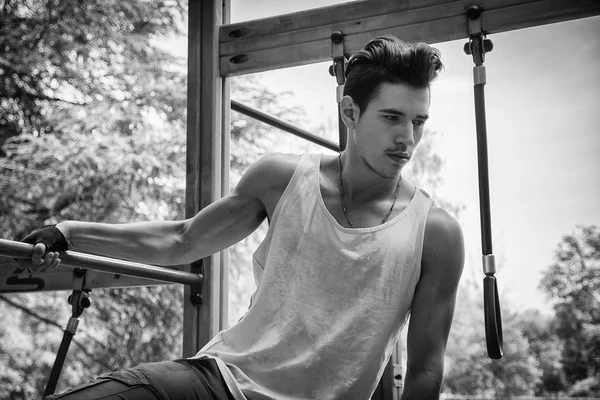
top-left (329, 31), bottom-right (346, 103)
top-left (189, 259), bottom-right (204, 306)
top-left (67, 268), bottom-right (91, 320)
top-left (482, 254), bottom-right (496, 275)
top-left (463, 6), bottom-right (493, 67)
top-left (393, 362), bottom-right (403, 388)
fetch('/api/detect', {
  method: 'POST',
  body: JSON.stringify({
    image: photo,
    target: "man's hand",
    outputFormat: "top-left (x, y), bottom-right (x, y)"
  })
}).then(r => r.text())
top-left (17, 225), bottom-right (70, 273)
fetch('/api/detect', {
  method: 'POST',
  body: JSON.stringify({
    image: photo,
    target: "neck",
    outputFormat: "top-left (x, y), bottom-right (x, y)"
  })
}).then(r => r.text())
top-left (339, 150), bottom-right (402, 203)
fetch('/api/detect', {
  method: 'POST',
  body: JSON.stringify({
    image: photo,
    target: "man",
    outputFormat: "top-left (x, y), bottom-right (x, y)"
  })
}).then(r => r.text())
top-left (21, 35), bottom-right (464, 399)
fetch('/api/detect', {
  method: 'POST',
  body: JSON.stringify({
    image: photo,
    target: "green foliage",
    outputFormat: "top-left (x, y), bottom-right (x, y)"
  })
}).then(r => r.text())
top-left (0, 0), bottom-right (186, 146)
top-left (515, 309), bottom-right (567, 394)
top-left (568, 375), bottom-right (600, 397)
top-left (540, 225), bottom-right (600, 385)
top-left (1, 0), bottom-right (190, 397)
top-left (443, 226), bottom-right (600, 397)
top-left (1, 125), bottom-right (186, 238)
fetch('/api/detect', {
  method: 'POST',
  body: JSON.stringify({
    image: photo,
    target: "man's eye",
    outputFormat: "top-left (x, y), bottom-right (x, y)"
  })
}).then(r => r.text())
top-left (384, 116), bottom-right (399, 122)
top-left (413, 120), bottom-right (425, 127)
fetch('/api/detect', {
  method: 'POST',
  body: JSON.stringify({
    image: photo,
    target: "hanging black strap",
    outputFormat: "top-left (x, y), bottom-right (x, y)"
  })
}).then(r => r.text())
top-left (464, 6), bottom-right (503, 360)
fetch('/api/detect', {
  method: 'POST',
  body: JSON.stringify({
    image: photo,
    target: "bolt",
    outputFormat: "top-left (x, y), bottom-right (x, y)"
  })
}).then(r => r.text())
top-left (466, 5), bottom-right (481, 20)
top-left (464, 42), bottom-right (472, 55)
top-left (190, 293), bottom-right (203, 305)
top-left (80, 296), bottom-right (91, 308)
top-left (331, 31), bottom-right (344, 44)
top-left (483, 39), bottom-right (494, 53)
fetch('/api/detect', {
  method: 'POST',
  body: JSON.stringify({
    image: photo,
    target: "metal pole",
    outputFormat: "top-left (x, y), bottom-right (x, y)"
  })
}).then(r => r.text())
top-left (0, 238), bottom-right (202, 290)
top-left (231, 100), bottom-right (339, 152)
top-left (44, 269), bottom-right (90, 396)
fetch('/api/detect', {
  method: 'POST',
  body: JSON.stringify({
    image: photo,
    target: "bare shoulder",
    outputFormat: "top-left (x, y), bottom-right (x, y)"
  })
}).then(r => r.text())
top-left (235, 153), bottom-right (303, 217)
top-left (422, 205), bottom-right (465, 279)
top-left (236, 153), bottom-right (301, 193)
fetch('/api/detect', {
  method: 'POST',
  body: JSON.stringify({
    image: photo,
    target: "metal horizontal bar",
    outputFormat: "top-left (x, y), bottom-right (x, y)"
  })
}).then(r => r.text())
top-left (219, 0), bottom-right (600, 76)
top-left (231, 100), bottom-right (340, 152)
top-left (0, 238), bottom-right (202, 288)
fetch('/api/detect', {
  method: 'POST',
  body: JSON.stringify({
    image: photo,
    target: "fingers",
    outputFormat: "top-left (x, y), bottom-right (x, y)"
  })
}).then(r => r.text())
top-left (21, 243), bottom-right (62, 273)
top-left (39, 252), bottom-right (61, 273)
top-left (31, 243), bottom-right (48, 265)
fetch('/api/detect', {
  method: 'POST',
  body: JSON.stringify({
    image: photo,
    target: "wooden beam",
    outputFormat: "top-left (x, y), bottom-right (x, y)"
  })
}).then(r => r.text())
top-left (219, 0), bottom-right (600, 76)
top-left (220, 30), bottom-right (232, 332)
top-left (183, 0), bottom-right (229, 358)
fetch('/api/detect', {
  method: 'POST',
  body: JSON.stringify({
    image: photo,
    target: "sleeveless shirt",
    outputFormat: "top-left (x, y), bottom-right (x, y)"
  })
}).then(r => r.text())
top-left (192, 153), bottom-right (434, 400)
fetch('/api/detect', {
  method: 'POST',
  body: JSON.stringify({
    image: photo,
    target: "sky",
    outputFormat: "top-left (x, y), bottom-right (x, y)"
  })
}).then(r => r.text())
top-left (223, 1), bottom-right (600, 314)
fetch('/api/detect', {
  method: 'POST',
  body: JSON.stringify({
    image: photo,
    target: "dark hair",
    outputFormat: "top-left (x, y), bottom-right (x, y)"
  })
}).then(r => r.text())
top-left (343, 35), bottom-right (443, 115)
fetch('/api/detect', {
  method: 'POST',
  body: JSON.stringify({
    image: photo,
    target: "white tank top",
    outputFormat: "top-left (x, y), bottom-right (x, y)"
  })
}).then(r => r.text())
top-left (193, 153), bottom-right (434, 400)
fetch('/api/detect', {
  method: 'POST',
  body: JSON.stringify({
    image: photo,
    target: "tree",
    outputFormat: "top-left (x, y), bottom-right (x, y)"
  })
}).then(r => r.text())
top-left (515, 309), bottom-right (567, 394)
top-left (540, 225), bottom-right (600, 390)
top-left (0, 0), bottom-right (187, 148)
top-left (1, 2), bottom-right (188, 397)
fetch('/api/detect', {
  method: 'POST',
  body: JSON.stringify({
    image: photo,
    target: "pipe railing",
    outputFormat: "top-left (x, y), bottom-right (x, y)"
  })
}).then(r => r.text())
top-left (231, 100), bottom-right (340, 152)
top-left (0, 238), bottom-right (203, 292)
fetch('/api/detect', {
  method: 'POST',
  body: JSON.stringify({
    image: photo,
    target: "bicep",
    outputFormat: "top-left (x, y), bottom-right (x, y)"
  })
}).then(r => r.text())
top-left (177, 191), bottom-right (267, 264)
top-left (176, 153), bottom-right (297, 264)
top-left (405, 209), bottom-right (465, 374)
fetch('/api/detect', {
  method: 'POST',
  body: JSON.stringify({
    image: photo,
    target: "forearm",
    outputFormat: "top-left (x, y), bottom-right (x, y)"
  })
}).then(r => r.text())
top-left (400, 369), bottom-right (442, 400)
top-left (56, 220), bottom-right (187, 266)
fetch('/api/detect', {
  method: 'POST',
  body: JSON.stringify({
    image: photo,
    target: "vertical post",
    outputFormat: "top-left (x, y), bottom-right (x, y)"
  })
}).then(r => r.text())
top-left (183, 0), bottom-right (229, 357)
top-left (372, 357), bottom-right (394, 400)
top-left (373, 340), bottom-right (403, 400)
top-left (392, 340), bottom-right (404, 399)
top-left (220, 3), bottom-right (232, 331)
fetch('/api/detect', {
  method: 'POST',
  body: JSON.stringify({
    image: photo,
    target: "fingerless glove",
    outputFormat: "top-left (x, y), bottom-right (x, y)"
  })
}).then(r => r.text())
top-left (21, 225), bottom-right (71, 252)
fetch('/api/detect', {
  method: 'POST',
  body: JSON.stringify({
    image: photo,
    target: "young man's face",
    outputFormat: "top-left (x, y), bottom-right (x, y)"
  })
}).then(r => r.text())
top-left (349, 81), bottom-right (430, 179)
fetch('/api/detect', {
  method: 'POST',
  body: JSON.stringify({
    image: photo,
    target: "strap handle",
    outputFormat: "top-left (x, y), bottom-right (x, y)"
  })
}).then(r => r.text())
top-left (484, 275), bottom-right (503, 359)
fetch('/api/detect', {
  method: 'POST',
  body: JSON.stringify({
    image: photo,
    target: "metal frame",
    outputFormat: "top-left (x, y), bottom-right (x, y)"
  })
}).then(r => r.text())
top-left (231, 100), bottom-right (339, 152)
top-left (0, 239), bottom-right (203, 295)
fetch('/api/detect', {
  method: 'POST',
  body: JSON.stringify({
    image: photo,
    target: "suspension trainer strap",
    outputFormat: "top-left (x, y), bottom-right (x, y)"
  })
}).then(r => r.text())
top-left (464, 6), bottom-right (503, 360)
top-left (330, 31), bottom-right (347, 152)
top-left (44, 269), bottom-right (92, 396)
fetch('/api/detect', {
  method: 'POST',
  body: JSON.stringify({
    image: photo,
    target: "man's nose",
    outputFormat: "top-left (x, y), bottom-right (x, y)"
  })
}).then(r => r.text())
top-left (394, 122), bottom-right (415, 146)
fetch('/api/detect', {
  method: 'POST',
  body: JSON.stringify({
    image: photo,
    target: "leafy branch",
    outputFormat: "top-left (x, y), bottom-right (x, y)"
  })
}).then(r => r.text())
top-left (0, 294), bottom-right (113, 371)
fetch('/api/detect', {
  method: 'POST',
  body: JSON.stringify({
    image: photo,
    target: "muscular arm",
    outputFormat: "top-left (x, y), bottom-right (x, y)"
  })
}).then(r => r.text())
top-left (57, 192), bottom-right (264, 266)
top-left (40, 153), bottom-right (297, 267)
top-left (401, 206), bottom-right (465, 399)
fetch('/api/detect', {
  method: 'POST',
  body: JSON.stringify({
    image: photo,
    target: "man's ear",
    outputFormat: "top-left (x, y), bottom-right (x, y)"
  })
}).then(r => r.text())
top-left (340, 96), bottom-right (358, 128)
